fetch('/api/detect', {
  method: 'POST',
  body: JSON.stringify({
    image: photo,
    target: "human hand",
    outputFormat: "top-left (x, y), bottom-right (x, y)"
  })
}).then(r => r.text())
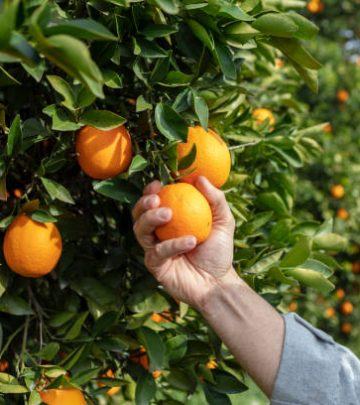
top-left (132, 176), bottom-right (236, 310)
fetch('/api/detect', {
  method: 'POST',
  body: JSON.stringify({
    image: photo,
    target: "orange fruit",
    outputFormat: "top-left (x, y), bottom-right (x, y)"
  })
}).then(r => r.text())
top-left (206, 360), bottom-right (218, 369)
top-left (76, 125), bottom-right (132, 180)
top-left (340, 301), bottom-right (353, 316)
top-left (0, 360), bottom-right (9, 372)
top-left (352, 262), bottom-right (360, 274)
top-left (330, 184), bottom-right (345, 199)
top-left (336, 89), bottom-right (349, 103)
top-left (337, 208), bottom-right (349, 220)
top-left (325, 307), bottom-right (335, 318)
top-left (336, 288), bottom-right (345, 300)
top-left (307, 1), bottom-right (323, 13)
top-left (152, 370), bottom-right (162, 379)
top-left (341, 323), bottom-right (352, 334)
top-left (252, 108), bottom-right (275, 127)
top-left (176, 126), bottom-right (231, 188)
top-left (13, 189), bottom-right (23, 199)
top-left (323, 123), bottom-right (332, 133)
top-left (288, 302), bottom-right (298, 312)
top-left (97, 369), bottom-right (120, 397)
top-left (3, 213), bottom-right (62, 277)
top-left (129, 347), bottom-right (149, 370)
top-left (40, 388), bottom-right (86, 405)
top-left (150, 311), bottom-right (173, 323)
top-left (155, 183), bottom-right (212, 244)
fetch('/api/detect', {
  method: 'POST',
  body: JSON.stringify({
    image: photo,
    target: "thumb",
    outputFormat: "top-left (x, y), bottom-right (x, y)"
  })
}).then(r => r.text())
top-left (194, 176), bottom-right (234, 226)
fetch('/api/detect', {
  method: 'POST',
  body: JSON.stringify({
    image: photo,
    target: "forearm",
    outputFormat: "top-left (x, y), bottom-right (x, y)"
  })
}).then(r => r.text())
top-left (200, 268), bottom-right (285, 397)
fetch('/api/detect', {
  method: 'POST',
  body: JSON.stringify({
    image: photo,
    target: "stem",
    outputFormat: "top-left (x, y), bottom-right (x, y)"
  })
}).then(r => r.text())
top-left (0, 323), bottom-right (26, 359)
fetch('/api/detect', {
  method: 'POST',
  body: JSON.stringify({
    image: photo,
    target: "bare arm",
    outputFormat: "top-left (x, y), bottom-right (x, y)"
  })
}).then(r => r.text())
top-left (132, 176), bottom-right (284, 397)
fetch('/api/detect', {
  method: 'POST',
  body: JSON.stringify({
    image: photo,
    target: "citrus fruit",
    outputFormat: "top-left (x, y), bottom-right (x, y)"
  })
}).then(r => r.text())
top-left (150, 311), bottom-right (173, 323)
top-left (152, 370), bottom-right (162, 379)
top-left (155, 183), bottom-right (212, 244)
top-left (3, 214), bottom-right (62, 278)
top-left (337, 208), bottom-right (349, 220)
top-left (336, 288), bottom-right (345, 300)
top-left (336, 89), bottom-right (349, 103)
top-left (129, 347), bottom-right (149, 370)
top-left (330, 184), bottom-right (345, 199)
top-left (0, 360), bottom-right (9, 372)
top-left (352, 262), bottom-right (360, 274)
top-left (341, 323), bottom-right (352, 334)
top-left (307, 0), bottom-right (324, 13)
top-left (76, 125), bottom-right (132, 180)
top-left (177, 126), bottom-right (231, 188)
top-left (325, 307), bottom-right (335, 318)
top-left (288, 302), bottom-right (298, 312)
top-left (206, 360), bottom-right (218, 369)
top-left (252, 108), bottom-right (275, 126)
top-left (40, 388), bottom-right (86, 405)
top-left (340, 301), bottom-right (353, 316)
top-left (97, 369), bottom-right (120, 397)
top-left (323, 123), bottom-right (332, 133)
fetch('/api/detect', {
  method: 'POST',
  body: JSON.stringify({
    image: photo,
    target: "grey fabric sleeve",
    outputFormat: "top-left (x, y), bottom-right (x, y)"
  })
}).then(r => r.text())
top-left (271, 313), bottom-right (360, 405)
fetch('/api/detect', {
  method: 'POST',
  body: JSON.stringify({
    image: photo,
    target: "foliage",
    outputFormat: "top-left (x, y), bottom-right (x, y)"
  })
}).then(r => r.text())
top-left (0, 0), bottom-right (346, 403)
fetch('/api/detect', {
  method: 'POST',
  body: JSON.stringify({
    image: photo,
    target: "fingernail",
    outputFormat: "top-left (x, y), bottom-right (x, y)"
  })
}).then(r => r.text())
top-left (158, 208), bottom-right (171, 220)
top-left (186, 237), bottom-right (197, 248)
top-left (144, 196), bottom-right (153, 208)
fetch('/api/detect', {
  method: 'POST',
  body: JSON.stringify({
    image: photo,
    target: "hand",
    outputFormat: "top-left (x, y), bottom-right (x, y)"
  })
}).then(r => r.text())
top-left (132, 176), bottom-right (236, 310)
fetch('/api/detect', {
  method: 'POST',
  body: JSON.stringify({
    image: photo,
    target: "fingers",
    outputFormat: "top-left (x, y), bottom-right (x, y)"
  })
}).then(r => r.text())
top-left (194, 176), bottom-right (234, 226)
top-left (133, 207), bottom-right (172, 249)
top-left (132, 180), bottom-right (162, 221)
top-left (146, 236), bottom-right (197, 269)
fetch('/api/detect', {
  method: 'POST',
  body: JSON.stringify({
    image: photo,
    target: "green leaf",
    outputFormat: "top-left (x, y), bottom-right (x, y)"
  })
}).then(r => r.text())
top-left (0, 0), bottom-right (19, 48)
top-left (141, 24), bottom-right (178, 39)
top-left (166, 335), bottom-right (188, 363)
top-left (0, 373), bottom-right (29, 394)
top-left (153, 0), bottom-right (180, 15)
top-left (0, 268), bottom-right (8, 298)
top-left (135, 372), bottom-right (156, 405)
top-left (224, 22), bottom-right (259, 44)
top-left (287, 12), bottom-right (319, 40)
top-left (40, 177), bottom-right (75, 204)
top-left (80, 109), bottom-right (126, 130)
top-left (284, 268), bottom-right (335, 293)
top-left (44, 19), bottom-right (117, 41)
top-left (204, 384), bottom-right (232, 405)
top-left (214, 41), bottom-right (236, 80)
top-left (47, 75), bottom-right (75, 110)
top-left (313, 233), bottom-right (347, 251)
top-left (70, 367), bottom-right (101, 386)
top-left (28, 210), bottom-right (57, 223)
top-left (252, 13), bottom-right (298, 38)
top-left (290, 60), bottom-right (319, 93)
top-left (192, 92), bottom-right (209, 130)
top-left (187, 20), bottom-right (214, 51)
top-left (36, 342), bottom-right (60, 361)
top-left (280, 238), bottom-right (311, 267)
top-left (136, 95), bottom-right (152, 112)
top-left (43, 105), bottom-right (81, 132)
top-left (136, 38), bottom-right (167, 58)
top-left (128, 155), bottom-right (148, 176)
top-left (256, 192), bottom-right (289, 215)
top-left (64, 312), bottom-right (89, 340)
top-left (93, 179), bottom-right (140, 205)
top-left (0, 294), bottom-right (34, 316)
top-left (127, 291), bottom-right (169, 314)
top-left (138, 327), bottom-right (167, 370)
top-left (178, 144), bottom-right (197, 171)
top-left (155, 103), bottom-right (188, 141)
top-left (268, 267), bottom-right (298, 286)
top-left (6, 114), bottom-right (22, 157)
top-left (211, 370), bottom-right (248, 394)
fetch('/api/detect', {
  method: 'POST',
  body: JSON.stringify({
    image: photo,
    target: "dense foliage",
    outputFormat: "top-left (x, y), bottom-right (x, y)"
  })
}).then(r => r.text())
top-left (0, 0), bottom-right (350, 403)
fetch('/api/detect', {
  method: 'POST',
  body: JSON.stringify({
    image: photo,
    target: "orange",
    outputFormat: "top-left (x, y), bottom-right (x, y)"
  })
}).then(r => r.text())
top-left (176, 126), bottom-right (231, 188)
top-left (341, 323), bottom-right (352, 334)
top-left (152, 370), bottom-right (162, 379)
top-left (155, 183), bottom-right (212, 244)
top-left (150, 311), bottom-right (173, 323)
top-left (340, 301), bottom-right (353, 316)
top-left (76, 125), bottom-right (132, 180)
top-left (288, 302), bottom-right (298, 312)
top-left (275, 58), bottom-right (284, 69)
top-left (3, 213), bottom-right (62, 278)
top-left (323, 123), bottom-right (332, 133)
top-left (325, 307), bottom-right (335, 318)
top-left (352, 262), bottom-right (360, 274)
top-left (13, 189), bottom-right (23, 199)
top-left (0, 360), bottom-right (9, 372)
top-left (336, 288), bottom-right (345, 300)
top-left (330, 184), bottom-right (345, 199)
top-left (337, 208), bottom-right (349, 220)
top-left (206, 360), bottom-right (218, 369)
top-left (97, 369), bottom-right (120, 397)
top-left (252, 108), bottom-right (275, 127)
top-left (40, 388), bottom-right (86, 405)
top-left (336, 89), bottom-right (349, 103)
top-left (307, 1), bottom-right (324, 13)
top-left (129, 347), bottom-right (149, 370)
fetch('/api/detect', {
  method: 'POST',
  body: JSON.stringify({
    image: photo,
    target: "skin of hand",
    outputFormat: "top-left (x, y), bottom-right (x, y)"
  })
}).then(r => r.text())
top-left (132, 176), bottom-right (236, 310)
top-left (132, 176), bottom-right (285, 398)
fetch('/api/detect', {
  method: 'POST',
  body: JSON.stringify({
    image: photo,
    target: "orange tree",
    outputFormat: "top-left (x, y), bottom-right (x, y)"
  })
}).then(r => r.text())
top-left (0, 0), bottom-right (346, 403)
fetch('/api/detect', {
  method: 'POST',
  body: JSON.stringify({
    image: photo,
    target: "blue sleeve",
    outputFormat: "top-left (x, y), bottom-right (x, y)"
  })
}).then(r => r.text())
top-left (271, 313), bottom-right (360, 405)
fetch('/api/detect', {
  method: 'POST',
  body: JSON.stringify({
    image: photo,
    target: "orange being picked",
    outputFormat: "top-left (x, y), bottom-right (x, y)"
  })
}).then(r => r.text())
top-left (330, 184), bottom-right (345, 199)
top-left (97, 369), bottom-right (120, 397)
top-left (177, 126), bottom-right (231, 188)
top-left (155, 183), bottom-right (212, 244)
top-left (252, 108), bottom-right (275, 127)
top-left (76, 125), bottom-right (132, 180)
top-left (336, 89), bottom-right (349, 103)
top-left (40, 388), bottom-right (86, 405)
top-left (3, 213), bottom-right (62, 277)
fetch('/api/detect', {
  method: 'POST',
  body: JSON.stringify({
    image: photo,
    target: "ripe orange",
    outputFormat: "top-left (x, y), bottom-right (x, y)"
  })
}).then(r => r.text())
top-left (252, 108), bottom-right (275, 127)
top-left (323, 123), bottom-right (332, 133)
top-left (0, 360), bottom-right (9, 372)
top-left (3, 213), bottom-right (62, 277)
top-left (336, 89), bottom-right (349, 103)
top-left (337, 208), bottom-right (349, 220)
top-left (40, 388), bottom-right (86, 405)
top-left (307, 1), bottom-right (324, 13)
top-left (155, 183), bottom-right (212, 244)
top-left (76, 125), bottom-right (132, 180)
top-left (352, 262), bottom-right (360, 274)
top-left (341, 323), bottom-right (352, 334)
top-left (340, 301), bottom-right (353, 316)
top-left (288, 302), bottom-right (298, 312)
top-left (150, 311), bottom-right (173, 323)
top-left (325, 307), bottom-right (335, 318)
top-left (152, 370), bottom-right (162, 379)
top-left (206, 360), bottom-right (218, 369)
top-left (330, 184), bottom-right (345, 199)
top-left (97, 369), bottom-right (120, 397)
top-left (176, 126), bottom-right (231, 188)
top-left (336, 288), bottom-right (345, 300)
top-left (13, 189), bottom-right (23, 199)
top-left (130, 347), bottom-right (149, 370)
